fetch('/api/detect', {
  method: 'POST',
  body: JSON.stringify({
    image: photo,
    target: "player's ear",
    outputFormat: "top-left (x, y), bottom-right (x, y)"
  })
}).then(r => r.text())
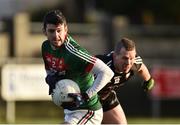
top-left (113, 53), bottom-right (118, 60)
top-left (65, 25), bottom-right (68, 33)
top-left (42, 27), bottom-right (47, 36)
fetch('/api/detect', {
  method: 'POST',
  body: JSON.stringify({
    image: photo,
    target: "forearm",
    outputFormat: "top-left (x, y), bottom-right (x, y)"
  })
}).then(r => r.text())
top-left (139, 63), bottom-right (155, 91)
top-left (86, 58), bottom-right (114, 98)
top-left (138, 63), bottom-right (151, 81)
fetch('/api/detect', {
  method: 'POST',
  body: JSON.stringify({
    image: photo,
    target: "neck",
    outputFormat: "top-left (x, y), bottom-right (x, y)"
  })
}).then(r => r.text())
top-left (50, 43), bottom-right (58, 50)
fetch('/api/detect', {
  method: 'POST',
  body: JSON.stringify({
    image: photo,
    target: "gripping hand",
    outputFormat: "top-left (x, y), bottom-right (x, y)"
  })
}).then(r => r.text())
top-left (61, 93), bottom-right (89, 110)
top-left (45, 74), bottom-right (58, 85)
top-left (68, 93), bottom-right (89, 107)
top-left (142, 77), bottom-right (155, 91)
top-left (45, 73), bottom-right (64, 94)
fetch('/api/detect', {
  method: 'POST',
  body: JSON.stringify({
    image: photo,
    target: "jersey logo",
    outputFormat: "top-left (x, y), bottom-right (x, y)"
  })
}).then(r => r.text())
top-left (114, 76), bottom-right (121, 84)
top-left (44, 53), bottom-right (67, 72)
top-left (113, 72), bottom-right (131, 84)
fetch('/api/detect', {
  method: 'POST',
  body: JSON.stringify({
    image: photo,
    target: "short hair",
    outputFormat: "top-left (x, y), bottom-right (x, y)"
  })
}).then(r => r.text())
top-left (114, 37), bottom-right (136, 55)
top-left (43, 10), bottom-right (67, 30)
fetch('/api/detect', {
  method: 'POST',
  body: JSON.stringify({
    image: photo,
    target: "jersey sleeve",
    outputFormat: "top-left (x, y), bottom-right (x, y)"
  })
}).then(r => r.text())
top-left (132, 55), bottom-right (143, 71)
top-left (95, 54), bottom-right (109, 64)
top-left (86, 58), bottom-right (114, 98)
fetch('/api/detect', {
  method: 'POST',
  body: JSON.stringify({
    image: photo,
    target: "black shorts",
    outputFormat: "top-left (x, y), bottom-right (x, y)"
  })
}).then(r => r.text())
top-left (100, 90), bottom-right (120, 112)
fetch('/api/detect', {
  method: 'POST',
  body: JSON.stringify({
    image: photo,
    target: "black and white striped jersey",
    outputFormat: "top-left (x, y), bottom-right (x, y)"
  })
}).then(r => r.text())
top-left (96, 51), bottom-right (143, 94)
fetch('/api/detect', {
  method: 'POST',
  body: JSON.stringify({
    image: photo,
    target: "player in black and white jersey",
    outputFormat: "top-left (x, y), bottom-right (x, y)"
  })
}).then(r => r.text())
top-left (96, 37), bottom-right (155, 124)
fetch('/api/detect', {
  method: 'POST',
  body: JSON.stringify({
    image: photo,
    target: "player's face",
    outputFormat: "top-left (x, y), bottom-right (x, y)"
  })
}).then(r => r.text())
top-left (44, 23), bottom-right (68, 47)
top-left (114, 47), bottom-right (136, 73)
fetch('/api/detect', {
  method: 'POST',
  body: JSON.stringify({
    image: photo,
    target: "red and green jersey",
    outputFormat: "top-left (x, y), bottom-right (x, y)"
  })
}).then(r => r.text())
top-left (41, 35), bottom-right (101, 110)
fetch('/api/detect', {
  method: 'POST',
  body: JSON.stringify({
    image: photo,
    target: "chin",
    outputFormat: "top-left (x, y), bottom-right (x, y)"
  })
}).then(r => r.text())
top-left (56, 44), bottom-right (61, 47)
top-left (54, 43), bottom-right (62, 47)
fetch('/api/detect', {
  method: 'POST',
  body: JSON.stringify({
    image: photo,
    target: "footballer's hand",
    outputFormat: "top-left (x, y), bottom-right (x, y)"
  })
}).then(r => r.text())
top-left (45, 74), bottom-right (57, 85)
top-left (45, 73), bottom-right (64, 89)
top-left (61, 93), bottom-right (89, 110)
top-left (45, 73), bottom-right (65, 94)
top-left (68, 93), bottom-right (89, 107)
top-left (61, 101), bottom-right (77, 110)
top-left (142, 77), bottom-right (155, 92)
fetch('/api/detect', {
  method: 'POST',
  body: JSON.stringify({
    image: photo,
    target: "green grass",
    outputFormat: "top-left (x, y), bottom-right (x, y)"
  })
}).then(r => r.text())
top-left (128, 117), bottom-right (180, 124)
top-left (0, 101), bottom-right (64, 124)
top-left (1, 117), bottom-right (180, 124)
top-left (1, 101), bottom-right (180, 124)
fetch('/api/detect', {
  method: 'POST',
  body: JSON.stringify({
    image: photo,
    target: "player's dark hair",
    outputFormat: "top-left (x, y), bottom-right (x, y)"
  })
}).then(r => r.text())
top-left (43, 10), bottom-right (67, 30)
top-left (114, 37), bottom-right (136, 55)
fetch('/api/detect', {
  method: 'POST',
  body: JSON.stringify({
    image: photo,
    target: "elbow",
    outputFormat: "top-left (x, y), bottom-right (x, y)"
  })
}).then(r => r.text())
top-left (108, 68), bottom-right (114, 80)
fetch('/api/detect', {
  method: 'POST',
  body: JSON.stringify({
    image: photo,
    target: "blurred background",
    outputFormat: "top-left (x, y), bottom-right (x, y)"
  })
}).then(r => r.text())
top-left (0, 0), bottom-right (180, 124)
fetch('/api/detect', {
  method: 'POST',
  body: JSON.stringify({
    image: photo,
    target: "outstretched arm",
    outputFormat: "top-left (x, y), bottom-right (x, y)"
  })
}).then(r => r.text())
top-left (138, 63), bottom-right (155, 91)
top-left (138, 63), bottom-right (151, 81)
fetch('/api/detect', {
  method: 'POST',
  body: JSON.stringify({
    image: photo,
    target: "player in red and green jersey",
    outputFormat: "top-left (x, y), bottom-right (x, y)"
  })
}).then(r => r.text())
top-left (41, 10), bottom-right (114, 124)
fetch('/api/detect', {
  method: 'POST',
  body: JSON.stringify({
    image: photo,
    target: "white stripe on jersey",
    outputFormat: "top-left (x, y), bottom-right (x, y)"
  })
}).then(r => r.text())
top-left (65, 39), bottom-right (96, 64)
top-left (106, 60), bottom-right (112, 67)
top-left (107, 51), bottom-right (113, 56)
top-left (135, 56), bottom-right (143, 64)
top-left (105, 51), bottom-right (113, 66)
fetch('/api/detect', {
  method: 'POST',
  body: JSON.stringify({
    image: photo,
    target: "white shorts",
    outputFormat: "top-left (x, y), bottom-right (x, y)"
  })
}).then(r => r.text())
top-left (64, 108), bottom-right (103, 124)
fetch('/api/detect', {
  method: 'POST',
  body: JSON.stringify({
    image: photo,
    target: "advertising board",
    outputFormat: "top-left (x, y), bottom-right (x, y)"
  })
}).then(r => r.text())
top-left (1, 64), bottom-right (51, 101)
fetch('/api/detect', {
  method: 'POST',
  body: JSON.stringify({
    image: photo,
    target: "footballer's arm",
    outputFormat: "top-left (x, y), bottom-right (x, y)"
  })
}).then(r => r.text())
top-left (138, 63), bottom-right (151, 81)
top-left (86, 58), bottom-right (114, 98)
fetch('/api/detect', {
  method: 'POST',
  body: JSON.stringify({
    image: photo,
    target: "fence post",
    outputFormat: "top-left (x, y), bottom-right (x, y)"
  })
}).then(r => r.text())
top-left (7, 101), bottom-right (15, 123)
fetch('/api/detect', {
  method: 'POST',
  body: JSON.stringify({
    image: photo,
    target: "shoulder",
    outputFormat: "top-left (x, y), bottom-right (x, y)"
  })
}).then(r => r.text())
top-left (64, 35), bottom-right (96, 63)
top-left (41, 40), bottom-right (49, 49)
top-left (65, 35), bottom-right (81, 48)
top-left (65, 35), bottom-right (89, 54)
top-left (96, 51), bottom-right (113, 65)
top-left (134, 55), bottom-right (143, 65)
top-left (132, 55), bottom-right (143, 71)
top-left (96, 51), bottom-right (113, 60)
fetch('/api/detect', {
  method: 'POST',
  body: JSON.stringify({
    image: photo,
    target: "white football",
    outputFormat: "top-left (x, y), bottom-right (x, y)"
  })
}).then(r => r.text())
top-left (51, 79), bottom-right (80, 107)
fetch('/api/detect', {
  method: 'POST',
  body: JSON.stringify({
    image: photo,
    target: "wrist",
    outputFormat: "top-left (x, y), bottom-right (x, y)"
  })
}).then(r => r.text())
top-left (144, 76), bottom-right (152, 83)
top-left (143, 77), bottom-right (155, 91)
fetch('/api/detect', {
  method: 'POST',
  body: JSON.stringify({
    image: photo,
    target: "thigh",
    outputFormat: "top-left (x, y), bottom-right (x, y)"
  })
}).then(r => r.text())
top-left (101, 90), bottom-right (120, 112)
top-left (64, 109), bottom-right (103, 124)
top-left (102, 104), bottom-right (127, 124)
